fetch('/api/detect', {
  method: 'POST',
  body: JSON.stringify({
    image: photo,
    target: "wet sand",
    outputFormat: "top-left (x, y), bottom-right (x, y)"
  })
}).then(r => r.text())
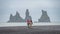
top-left (0, 25), bottom-right (60, 34)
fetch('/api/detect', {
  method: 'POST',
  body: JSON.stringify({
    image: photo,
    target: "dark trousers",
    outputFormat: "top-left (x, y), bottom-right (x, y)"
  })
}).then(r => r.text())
top-left (27, 23), bottom-right (32, 28)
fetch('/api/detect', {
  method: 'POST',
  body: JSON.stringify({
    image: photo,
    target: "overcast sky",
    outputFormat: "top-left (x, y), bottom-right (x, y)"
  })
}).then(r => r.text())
top-left (0, 0), bottom-right (60, 22)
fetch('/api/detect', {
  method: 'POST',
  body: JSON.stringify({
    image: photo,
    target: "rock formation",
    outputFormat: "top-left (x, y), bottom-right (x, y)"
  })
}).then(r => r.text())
top-left (38, 10), bottom-right (50, 22)
top-left (8, 9), bottom-right (32, 22)
top-left (8, 11), bottom-right (25, 22)
top-left (25, 9), bottom-right (32, 21)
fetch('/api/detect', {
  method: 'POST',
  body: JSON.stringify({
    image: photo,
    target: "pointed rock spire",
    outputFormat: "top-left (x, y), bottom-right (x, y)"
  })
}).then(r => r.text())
top-left (15, 11), bottom-right (20, 17)
top-left (26, 9), bottom-right (29, 16)
top-left (25, 9), bottom-right (32, 21)
top-left (38, 10), bottom-right (50, 22)
top-left (8, 14), bottom-right (14, 22)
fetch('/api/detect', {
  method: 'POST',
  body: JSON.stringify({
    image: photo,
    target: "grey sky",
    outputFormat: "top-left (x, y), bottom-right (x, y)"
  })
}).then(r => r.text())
top-left (0, 0), bottom-right (60, 22)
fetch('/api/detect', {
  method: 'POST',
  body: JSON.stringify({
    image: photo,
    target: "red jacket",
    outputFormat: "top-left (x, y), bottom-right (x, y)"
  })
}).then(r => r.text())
top-left (26, 19), bottom-right (32, 23)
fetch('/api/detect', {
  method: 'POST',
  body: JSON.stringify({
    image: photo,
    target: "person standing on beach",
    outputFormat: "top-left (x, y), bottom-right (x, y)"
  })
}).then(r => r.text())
top-left (26, 19), bottom-right (33, 28)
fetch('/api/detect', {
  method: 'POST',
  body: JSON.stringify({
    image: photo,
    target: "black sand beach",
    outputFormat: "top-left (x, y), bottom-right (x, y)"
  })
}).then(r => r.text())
top-left (0, 25), bottom-right (60, 34)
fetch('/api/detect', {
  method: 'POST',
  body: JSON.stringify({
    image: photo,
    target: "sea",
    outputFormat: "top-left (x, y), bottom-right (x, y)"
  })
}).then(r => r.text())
top-left (0, 22), bottom-right (60, 27)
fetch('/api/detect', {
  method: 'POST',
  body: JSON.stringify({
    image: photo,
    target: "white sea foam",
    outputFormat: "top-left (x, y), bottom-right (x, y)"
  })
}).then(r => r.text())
top-left (0, 22), bottom-right (60, 27)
